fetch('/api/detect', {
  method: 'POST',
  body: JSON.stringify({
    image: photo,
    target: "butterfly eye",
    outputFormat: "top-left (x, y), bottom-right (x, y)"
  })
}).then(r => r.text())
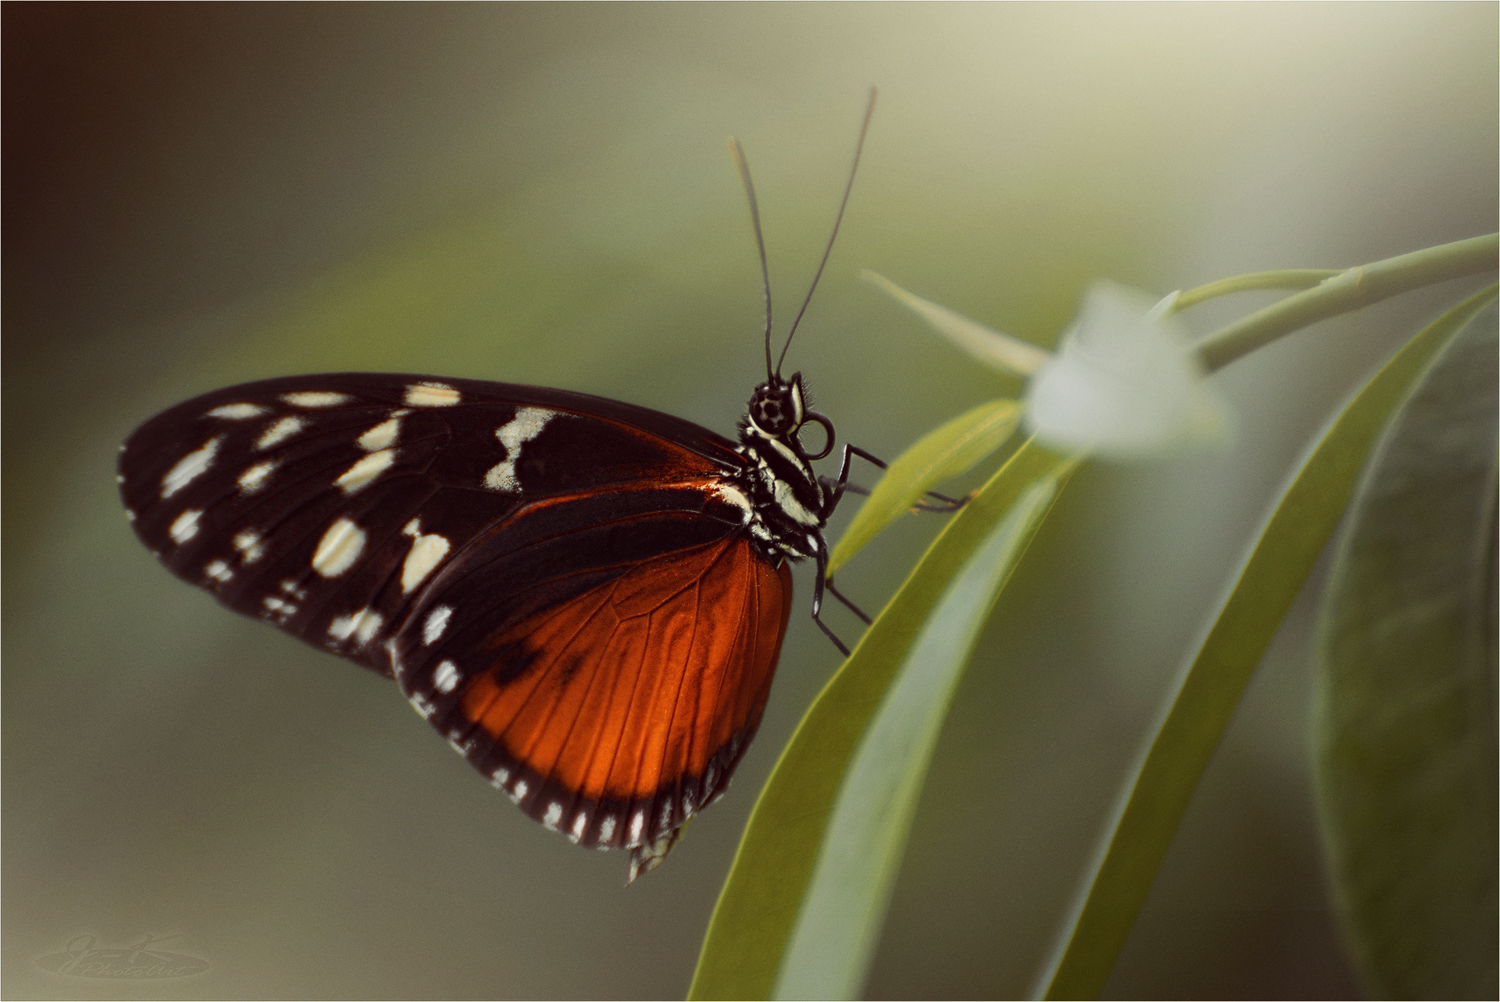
top-left (748, 383), bottom-right (797, 436)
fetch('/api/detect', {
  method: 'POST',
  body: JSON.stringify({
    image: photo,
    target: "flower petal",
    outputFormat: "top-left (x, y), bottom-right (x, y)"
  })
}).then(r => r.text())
top-left (1024, 281), bottom-right (1231, 459)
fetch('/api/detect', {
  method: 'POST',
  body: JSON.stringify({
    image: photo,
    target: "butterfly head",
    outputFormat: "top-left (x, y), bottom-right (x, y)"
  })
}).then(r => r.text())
top-left (744, 372), bottom-right (835, 461)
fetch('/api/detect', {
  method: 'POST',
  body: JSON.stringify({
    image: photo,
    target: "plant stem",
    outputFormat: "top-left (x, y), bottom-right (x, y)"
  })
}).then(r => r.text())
top-left (1195, 233), bottom-right (1497, 373)
top-left (1174, 269), bottom-right (1340, 310)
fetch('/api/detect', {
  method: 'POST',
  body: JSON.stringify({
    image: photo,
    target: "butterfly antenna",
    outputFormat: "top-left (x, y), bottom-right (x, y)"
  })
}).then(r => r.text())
top-left (729, 137), bottom-right (775, 380)
top-left (776, 86), bottom-right (877, 378)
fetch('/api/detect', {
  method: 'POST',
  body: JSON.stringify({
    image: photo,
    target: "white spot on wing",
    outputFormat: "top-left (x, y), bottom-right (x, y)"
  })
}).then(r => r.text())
top-left (206, 403), bottom-right (268, 420)
top-left (263, 595), bottom-right (296, 618)
top-left (423, 605), bottom-right (453, 645)
top-left (384, 639), bottom-right (405, 678)
top-left (233, 528), bottom-right (265, 563)
top-left (598, 815), bottom-right (617, 842)
top-left (404, 382), bottom-right (461, 407)
top-left (629, 810), bottom-right (645, 843)
top-left (334, 449), bottom-right (395, 494)
top-left (204, 559), bottom-right (233, 583)
top-left (256, 416), bottom-right (307, 450)
top-left (282, 391), bottom-right (351, 408)
top-left (355, 612), bottom-right (383, 644)
top-left (402, 530), bottom-right (451, 594)
top-left (571, 813), bottom-right (588, 841)
top-left (489, 766), bottom-right (511, 789)
top-left (357, 417), bottom-right (401, 452)
top-left (409, 692), bottom-right (436, 720)
top-left (238, 459), bottom-right (276, 493)
top-left (433, 659), bottom-right (461, 694)
top-left (543, 802), bottom-right (563, 830)
top-left (161, 436), bottom-right (222, 498)
top-left (483, 407), bottom-right (558, 492)
top-left (328, 607), bottom-right (382, 646)
top-left (168, 508), bottom-right (202, 544)
top-left (512, 779), bottom-right (529, 803)
top-left (312, 517), bottom-right (365, 577)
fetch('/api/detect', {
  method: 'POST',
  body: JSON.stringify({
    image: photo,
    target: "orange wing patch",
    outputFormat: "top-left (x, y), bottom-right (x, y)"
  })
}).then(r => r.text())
top-left (457, 535), bottom-right (792, 858)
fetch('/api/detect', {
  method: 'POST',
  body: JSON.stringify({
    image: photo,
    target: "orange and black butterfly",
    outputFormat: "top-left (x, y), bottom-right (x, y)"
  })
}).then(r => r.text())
top-left (118, 93), bottom-right (917, 881)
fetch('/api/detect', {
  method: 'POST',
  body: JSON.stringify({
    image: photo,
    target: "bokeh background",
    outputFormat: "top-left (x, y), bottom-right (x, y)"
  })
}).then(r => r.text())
top-left (5, 4), bottom-right (1495, 999)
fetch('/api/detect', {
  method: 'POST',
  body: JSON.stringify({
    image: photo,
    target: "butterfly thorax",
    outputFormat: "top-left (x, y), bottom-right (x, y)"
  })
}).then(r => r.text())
top-left (728, 373), bottom-right (829, 562)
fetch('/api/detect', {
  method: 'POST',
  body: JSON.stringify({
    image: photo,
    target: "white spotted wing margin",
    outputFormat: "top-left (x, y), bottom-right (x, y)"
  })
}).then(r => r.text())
top-left (118, 372), bottom-right (787, 877)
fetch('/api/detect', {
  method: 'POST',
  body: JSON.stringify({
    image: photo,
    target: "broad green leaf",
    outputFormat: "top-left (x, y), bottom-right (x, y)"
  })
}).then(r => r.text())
top-left (689, 440), bottom-right (1075, 1001)
top-left (1037, 284), bottom-right (1499, 1000)
top-left (775, 474), bottom-right (1061, 1000)
top-left (1314, 304), bottom-right (1498, 999)
top-left (828, 399), bottom-right (1021, 574)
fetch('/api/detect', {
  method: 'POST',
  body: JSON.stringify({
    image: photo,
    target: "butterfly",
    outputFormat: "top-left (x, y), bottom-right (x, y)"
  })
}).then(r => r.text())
top-left (117, 92), bottom-right (918, 882)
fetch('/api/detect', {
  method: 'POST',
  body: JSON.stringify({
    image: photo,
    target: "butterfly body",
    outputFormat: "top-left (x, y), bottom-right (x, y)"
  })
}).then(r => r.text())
top-left (120, 370), bottom-right (840, 878)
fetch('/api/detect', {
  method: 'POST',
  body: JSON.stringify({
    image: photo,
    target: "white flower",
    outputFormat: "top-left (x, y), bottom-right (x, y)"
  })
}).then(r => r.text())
top-left (865, 272), bottom-right (1231, 460)
top-left (1026, 281), bottom-right (1230, 458)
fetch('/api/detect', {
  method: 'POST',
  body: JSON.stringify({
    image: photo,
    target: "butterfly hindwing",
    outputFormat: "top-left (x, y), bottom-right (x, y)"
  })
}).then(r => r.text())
top-left (395, 522), bottom-right (793, 856)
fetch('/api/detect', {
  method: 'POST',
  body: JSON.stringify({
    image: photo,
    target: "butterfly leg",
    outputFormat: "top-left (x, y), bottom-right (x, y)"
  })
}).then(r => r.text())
top-left (826, 577), bottom-right (872, 624)
top-left (809, 443), bottom-right (970, 657)
top-left (810, 537), bottom-right (856, 657)
top-left (819, 445), bottom-right (970, 513)
top-left (911, 493), bottom-right (969, 512)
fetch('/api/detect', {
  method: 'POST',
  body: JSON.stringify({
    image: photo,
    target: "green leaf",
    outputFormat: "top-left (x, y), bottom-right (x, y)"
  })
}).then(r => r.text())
top-left (828, 399), bottom-right (1021, 574)
top-left (1314, 304), bottom-right (1498, 999)
top-left (861, 270), bottom-right (1051, 377)
top-left (1037, 283), bottom-right (1499, 1000)
top-left (688, 440), bottom-right (1076, 1001)
top-left (775, 475), bottom-right (1061, 1000)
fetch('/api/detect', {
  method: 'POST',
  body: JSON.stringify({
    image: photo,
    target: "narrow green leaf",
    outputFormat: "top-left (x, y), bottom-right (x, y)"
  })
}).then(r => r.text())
top-left (775, 475), bottom-right (1061, 1000)
top-left (1314, 304), bottom-right (1498, 999)
top-left (861, 270), bottom-right (1052, 377)
top-left (1037, 284), bottom-right (1499, 1000)
top-left (689, 441), bottom-right (1075, 1001)
top-left (829, 399), bottom-right (1021, 574)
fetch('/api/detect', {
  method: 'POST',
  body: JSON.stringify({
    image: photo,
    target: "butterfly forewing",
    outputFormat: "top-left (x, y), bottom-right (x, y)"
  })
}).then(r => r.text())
top-left (120, 374), bottom-right (794, 866)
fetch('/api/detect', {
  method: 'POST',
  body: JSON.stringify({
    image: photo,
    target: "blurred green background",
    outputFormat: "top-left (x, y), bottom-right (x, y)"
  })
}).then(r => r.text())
top-left (4, 4), bottom-right (1495, 998)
